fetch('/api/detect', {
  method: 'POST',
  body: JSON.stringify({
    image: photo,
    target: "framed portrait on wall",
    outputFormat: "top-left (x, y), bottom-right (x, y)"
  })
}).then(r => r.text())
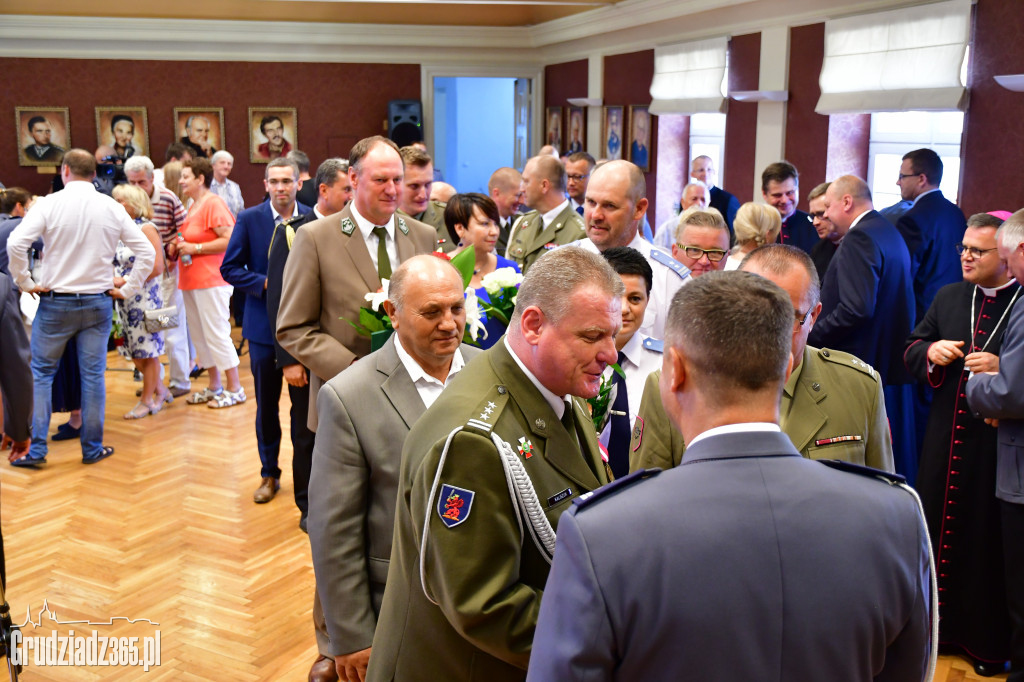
top-left (95, 106), bottom-right (149, 161)
top-left (173, 107), bottom-right (224, 158)
top-left (602, 106), bottom-right (624, 161)
top-left (249, 107), bottom-right (297, 163)
top-left (566, 106), bottom-right (585, 154)
top-left (15, 106), bottom-right (69, 166)
top-left (628, 105), bottom-right (651, 172)
top-left (545, 106), bottom-right (563, 153)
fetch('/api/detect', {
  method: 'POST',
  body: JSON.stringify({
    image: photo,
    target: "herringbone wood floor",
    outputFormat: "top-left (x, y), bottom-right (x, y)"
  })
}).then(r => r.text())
top-left (0, 335), bottom-right (1010, 680)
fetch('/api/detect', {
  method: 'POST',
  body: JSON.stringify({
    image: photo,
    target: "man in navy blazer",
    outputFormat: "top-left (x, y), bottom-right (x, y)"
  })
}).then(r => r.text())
top-left (808, 175), bottom-right (918, 482)
top-left (966, 211), bottom-right (1024, 682)
top-left (896, 148), bottom-right (967, 325)
top-left (221, 157), bottom-right (312, 509)
top-left (527, 272), bottom-right (933, 682)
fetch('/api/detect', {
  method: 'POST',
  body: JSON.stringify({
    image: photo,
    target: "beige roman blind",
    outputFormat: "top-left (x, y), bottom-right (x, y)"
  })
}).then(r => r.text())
top-left (649, 36), bottom-right (728, 116)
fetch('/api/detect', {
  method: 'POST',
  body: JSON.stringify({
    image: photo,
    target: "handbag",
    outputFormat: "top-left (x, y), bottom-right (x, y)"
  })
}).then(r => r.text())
top-left (144, 306), bottom-right (179, 333)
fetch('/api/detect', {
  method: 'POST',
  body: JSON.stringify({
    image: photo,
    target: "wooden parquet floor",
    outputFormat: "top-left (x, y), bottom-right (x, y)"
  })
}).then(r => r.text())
top-left (0, 333), bottom-right (1011, 680)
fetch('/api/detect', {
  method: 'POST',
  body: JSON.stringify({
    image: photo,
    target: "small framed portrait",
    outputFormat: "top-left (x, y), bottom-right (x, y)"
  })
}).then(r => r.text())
top-left (95, 106), bottom-right (149, 161)
top-left (545, 106), bottom-right (563, 153)
top-left (602, 106), bottom-right (624, 161)
top-left (628, 105), bottom-right (651, 172)
top-left (249, 107), bottom-right (298, 163)
top-left (15, 107), bottom-right (70, 167)
top-left (173, 107), bottom-right (224, 159)
top-left (566, 106), bottom-right (585, 155)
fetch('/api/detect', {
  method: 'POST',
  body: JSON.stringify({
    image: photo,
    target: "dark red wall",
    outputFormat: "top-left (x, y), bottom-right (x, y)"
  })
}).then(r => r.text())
top-left (545, 59), bottom-right (588, 106)
top-left (785, 23), bottom-right (830, 196)
top-left (0, 58), bottom-right (420, 206)
top-left (960, 0), bottom-right (1024, 215)
top-left (724, 32), bottom-right (760, 202)
top-left (603, 50), bottom-right (657, 218)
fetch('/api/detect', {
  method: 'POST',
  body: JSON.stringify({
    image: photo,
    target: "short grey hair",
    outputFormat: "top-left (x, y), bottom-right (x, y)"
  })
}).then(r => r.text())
top-left (997, 209), bottom-right (1024, 253)
top-left (665, 271), bottom-right (793, 406)
top-left (510, 247), bottom-right (624, 329)
top-left (675, 207), bottom-right (727, 242)
top-left (123, 155), bottom-right (155, 176)
top-left (314, 158), bottom-right (349, 191)
top-left (211, 150), bottom-right (234, 165)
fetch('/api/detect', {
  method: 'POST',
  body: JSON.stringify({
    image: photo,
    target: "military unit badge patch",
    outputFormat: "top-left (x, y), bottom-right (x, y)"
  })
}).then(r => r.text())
top-left (437, 484), bottom-right (475, 528)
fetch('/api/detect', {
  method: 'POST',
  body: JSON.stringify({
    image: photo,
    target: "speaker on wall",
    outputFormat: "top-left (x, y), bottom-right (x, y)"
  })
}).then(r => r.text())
top-left (388, 99), bottom-right (423, 147)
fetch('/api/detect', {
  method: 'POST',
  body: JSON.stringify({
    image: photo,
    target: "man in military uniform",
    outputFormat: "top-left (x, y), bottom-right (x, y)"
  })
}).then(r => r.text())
top-left (366, 247), bottom-right (620, 682)
top-left (631, 244), bottom-right (893, 472)
top-left (505, 155), bottom-right (584, 274)
top-left (398, 145), bottom-right (450, 251)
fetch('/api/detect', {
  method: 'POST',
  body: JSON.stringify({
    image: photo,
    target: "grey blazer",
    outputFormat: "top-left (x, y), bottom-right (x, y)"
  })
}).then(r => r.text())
top-left (307, 335), bottom-right (480, 657)
top-left (966, 300), bottom-right (1024, 504)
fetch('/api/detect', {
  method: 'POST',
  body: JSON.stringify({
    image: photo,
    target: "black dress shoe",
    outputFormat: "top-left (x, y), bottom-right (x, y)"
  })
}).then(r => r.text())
top-left (52, 422), bottom-right (81, 441)
top-left (973, 660), bottom-right (1009, 677)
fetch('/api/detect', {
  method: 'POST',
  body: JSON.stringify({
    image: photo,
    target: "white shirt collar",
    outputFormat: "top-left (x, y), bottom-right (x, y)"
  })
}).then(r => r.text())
top-left (394, 335), bottom-right (466, 387)
top-left (313, 206), bottom-right (327, 220)
top-left (540, 199), bottom-right (571, 229)
top-left (504, 336), bottom-right (567, 418)
top-left (849, 209), bottom-right (872, 230)
top-left (618, 330), bottom-right (644, 368)
top-left (270, 201), bottom-right (299, 223)
top-left (687, 422), bottom-right (781, 449)
top-left (980, 278), bottom-right (1018, 297)
top-left (912, 187), bottom-right (941, 207)
top-left (350, 202), bottom-right (394, 241)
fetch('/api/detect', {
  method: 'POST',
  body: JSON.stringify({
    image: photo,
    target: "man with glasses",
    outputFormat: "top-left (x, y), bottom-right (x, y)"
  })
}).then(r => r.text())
top-left (895, 148), bottom-right (967, 325)
top-left (807, 181), bottom-right (841, 281)
top-left (632, 244), bottom-right (894, 473)
top-left (905, 212), bottom-right (1019, 678)
top-left (564, 151), bottom-right (594, 216)
top-left (670, 209), bottom-right (731, 279)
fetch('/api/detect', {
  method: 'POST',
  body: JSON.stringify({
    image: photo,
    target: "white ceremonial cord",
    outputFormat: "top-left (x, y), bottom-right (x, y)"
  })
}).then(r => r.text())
top-left (491, 432), bottom-right (557, 563)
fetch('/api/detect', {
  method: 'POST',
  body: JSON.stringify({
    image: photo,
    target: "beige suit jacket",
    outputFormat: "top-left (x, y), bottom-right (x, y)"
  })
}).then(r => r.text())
top-left (276, 203), bottom-right (436, 429)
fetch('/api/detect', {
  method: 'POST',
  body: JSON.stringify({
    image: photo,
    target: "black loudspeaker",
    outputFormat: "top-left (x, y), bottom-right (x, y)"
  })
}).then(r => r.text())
top-left (388, 100), bottom-right (423, 147)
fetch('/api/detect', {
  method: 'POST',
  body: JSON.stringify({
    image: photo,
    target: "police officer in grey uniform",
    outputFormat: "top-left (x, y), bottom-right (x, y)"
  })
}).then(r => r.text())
top-left (505, 155), bottom-right (584, 274)
top-left (366, 247), bottom-right (619, 682)
top-left (631, 244), bottom-right (894, 473)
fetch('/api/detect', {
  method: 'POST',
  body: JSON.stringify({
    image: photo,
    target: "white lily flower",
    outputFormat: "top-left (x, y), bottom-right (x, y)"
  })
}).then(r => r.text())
top-left (464, 287), bottom-right (487, 341)
top-left (364, 279), bottom-right (390, 311)
top-left (481, 267), bottom-right (523, 295)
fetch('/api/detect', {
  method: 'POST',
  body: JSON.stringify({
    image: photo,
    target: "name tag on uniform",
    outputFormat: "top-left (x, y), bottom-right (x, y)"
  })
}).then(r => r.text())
top-left (547, 488), bottom-right (572, 506)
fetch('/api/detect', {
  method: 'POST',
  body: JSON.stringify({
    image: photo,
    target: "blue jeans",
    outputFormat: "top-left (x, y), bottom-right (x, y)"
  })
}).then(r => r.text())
top-left (30, 294), bottom-right (112, 460)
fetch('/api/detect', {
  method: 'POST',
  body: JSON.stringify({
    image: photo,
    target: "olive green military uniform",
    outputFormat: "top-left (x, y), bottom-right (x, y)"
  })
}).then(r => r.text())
top-left (505, 203), bottom-right (585, 275)
top-left (401, 199), bottom-right (451, 252)
top-left (366, 342), bottom-right (609, 682)
top-left (630, 346), bottom-right (894, 472)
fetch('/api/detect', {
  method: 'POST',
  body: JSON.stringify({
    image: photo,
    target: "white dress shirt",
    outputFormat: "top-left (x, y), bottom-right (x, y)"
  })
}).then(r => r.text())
top-left (7, 180), bottom-right (156, 299)
top-left (574, 231), bottom-right (687, 340)
top-left (395, 336), bottom-right (466, 409)
top-left (540, 199), bottom-right (572, 230)
top-left (350, 203), bottom-right (399, 274)
top-left (598, 332), bottom-right (663, 446)
top-left (687, 422), bottom-right (781, 449)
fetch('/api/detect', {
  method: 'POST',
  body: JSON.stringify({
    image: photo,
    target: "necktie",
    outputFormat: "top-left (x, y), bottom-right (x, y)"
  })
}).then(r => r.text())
top-left (576, 205), bottom-right (584, 216)
top-left (372, 226), bottom-right (392, 280)
top-left (561, 400), bottom-right (580, 449)
top-left (607, 351), bottom-right (630, 479)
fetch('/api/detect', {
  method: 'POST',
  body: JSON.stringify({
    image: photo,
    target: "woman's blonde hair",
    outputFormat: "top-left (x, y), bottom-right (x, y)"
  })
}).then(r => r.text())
top-left (112, 183), bottom-right (154, 220)
top-left (733, 202), bottom-right (782, 248)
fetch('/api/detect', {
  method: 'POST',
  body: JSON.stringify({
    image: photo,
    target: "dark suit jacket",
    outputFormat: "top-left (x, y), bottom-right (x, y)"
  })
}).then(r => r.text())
top-left (220, 200), bottom-right (309, 346)
top-left (265, 210), bottom-right (317, 368)
top-left (0, 273), bottom-right (31, 443)
top-left (708, 185), bottom-right (740, 232)
top-left (895, 190), bottom-right (966, 324)
top-left (966, 301), bottom-right (1024, 504)
top-left (528, 430), bottom-right (932, 682)
top-left (309, 336), bottom-right (481, 657)
top-left (22, 145), bottom-right (64, 163)
top-left (809, 210), bottom-right (915, 385)
top-left (778, 208), bottom-right (818, 254)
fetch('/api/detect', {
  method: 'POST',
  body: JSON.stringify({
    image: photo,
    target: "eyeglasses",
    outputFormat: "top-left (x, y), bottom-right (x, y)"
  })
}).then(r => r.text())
top-left (794, 308), bottom-right (811, 326)
top-left (807, 212), bottom-right (827, 222)
top-left (956, 243), bottom-right (998, 258)
top-left (897, 172), bottom-right (921, 182)
top-left (676, 245), bottom-right (727, 262)
top-left (566, 174), bottom-right (589, 182)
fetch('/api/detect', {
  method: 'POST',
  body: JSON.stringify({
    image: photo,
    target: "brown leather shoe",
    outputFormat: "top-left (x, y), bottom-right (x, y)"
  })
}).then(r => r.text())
top-left (308, 655), bottom-right (338, 682)
top-left (253, 477), bottom-right (280, 504)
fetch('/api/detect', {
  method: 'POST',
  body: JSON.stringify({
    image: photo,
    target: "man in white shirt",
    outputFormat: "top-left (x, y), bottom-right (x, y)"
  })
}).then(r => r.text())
top-left (309, 255), bottom-right (478, 682)
top-left (576, 159), bottom-right (688, 340)
top-left (209, 150), bottom-right (244, 218)
top-left (7, 149), bottom-right (155, 467)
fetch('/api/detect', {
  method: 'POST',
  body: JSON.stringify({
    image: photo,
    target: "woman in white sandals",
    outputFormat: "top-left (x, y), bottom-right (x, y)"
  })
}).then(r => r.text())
top-left (171, 157), bottom-right (246, 409)
top-left (112, 185), bottom-right (171, 418)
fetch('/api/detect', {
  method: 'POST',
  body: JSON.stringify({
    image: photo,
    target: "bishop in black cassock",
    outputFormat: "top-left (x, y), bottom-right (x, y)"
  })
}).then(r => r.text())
top-left (905, 264), bottom-right (1021, 670)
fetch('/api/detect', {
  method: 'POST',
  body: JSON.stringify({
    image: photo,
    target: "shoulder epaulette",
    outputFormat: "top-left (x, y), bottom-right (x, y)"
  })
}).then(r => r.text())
top-left (817, 459), bottom-right (906, 486)
top-left (430, 199), bottom-right (447, 209)
top-left (642, 337), bottom-right (664, 354)
top-left (816, 347), bottom-right (879, 380)
top-left (464, 386), bottom-right (511, 436)
top-left (573, 468), bottom-right (661, 510)
top-left (649, 248), bottom-right (690, 279)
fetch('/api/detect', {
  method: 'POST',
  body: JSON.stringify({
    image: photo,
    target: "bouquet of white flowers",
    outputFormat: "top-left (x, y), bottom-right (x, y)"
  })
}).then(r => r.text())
top-left (479, 267), bottom-right (524, 326)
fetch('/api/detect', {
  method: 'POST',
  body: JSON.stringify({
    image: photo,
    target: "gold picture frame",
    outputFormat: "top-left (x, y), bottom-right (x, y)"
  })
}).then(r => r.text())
top-left (16, 106), bottom-right (70, 167)
top-left (248, 107), bottom-right (298, 163)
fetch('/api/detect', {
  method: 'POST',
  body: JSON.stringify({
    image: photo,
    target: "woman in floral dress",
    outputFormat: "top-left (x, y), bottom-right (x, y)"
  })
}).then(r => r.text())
top-left (112, 184), bottom-right (169, 418)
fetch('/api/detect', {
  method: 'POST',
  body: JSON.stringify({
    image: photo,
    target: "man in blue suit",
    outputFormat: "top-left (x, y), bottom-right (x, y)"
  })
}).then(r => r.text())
top-left (895, 148), bottom-right (967, 325)
top-left (966, 210), bottom-right (1024, 682)
top-left (808, 175), bottom-right (918, 482)
top-left (221, 157), bottom-right (313, 508)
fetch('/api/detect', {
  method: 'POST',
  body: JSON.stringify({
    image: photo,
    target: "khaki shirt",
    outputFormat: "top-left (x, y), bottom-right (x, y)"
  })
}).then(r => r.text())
top-left (505, 203), bottom-right (585, 275)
